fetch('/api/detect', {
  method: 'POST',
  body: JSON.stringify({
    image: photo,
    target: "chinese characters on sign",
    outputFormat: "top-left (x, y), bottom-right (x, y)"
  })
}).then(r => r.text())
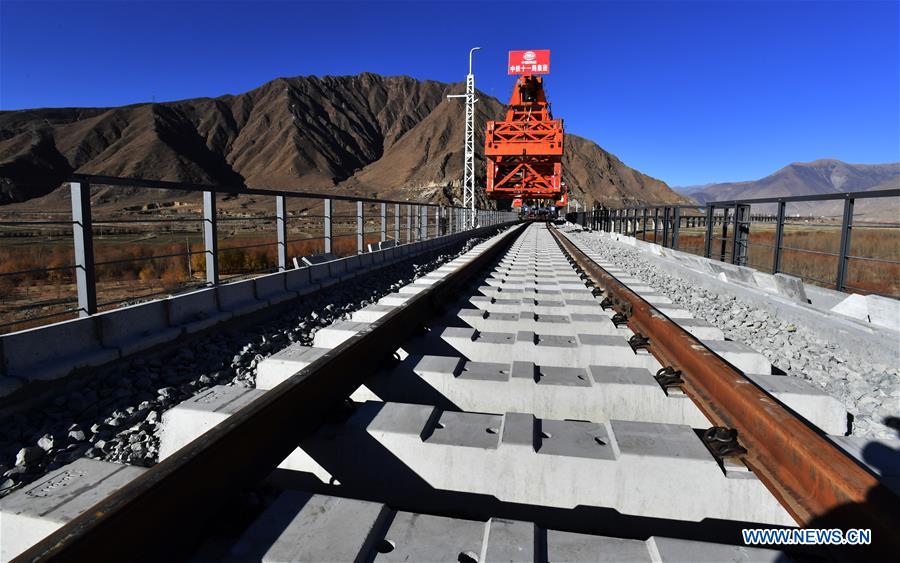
top-left (508, 50), bottom-right (550, 75)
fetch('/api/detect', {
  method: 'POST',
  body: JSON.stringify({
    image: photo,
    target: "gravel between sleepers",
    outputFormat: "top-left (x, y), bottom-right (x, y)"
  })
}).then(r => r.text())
top-left (0, 233), bottom-right (498, 498)
top-left (563, 225), bottom-right (899, 440)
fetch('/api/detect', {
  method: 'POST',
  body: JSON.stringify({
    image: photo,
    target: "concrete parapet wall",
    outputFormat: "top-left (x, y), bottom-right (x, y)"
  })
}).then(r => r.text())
top-left (0, 316), bottom-right (120, 388)
top-left (583, 229), bottom-right (900, 368)
top-left (0, 222), bottom-right (517, 404)
top-left (98, 300), bottom-right (182, 357)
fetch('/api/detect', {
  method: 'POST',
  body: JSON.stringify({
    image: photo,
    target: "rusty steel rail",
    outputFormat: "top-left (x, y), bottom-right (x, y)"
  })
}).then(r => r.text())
top-left (15, 223), bottom-right (527, 563)
top-left (548, 224), bottom-right (900, 555)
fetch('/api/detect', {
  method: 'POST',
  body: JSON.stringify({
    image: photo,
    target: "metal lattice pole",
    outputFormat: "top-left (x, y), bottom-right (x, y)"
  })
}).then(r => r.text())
top-left (463, 71), bottom-right (476, 227)
top-left (448, 47), bottom-right (480, 228)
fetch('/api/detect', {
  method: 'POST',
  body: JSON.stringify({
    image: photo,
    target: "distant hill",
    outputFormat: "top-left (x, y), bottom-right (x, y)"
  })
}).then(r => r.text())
top-left (676, 160), bottom-right (900, 220)
top-left (0, 73), bottom-right (688, 210)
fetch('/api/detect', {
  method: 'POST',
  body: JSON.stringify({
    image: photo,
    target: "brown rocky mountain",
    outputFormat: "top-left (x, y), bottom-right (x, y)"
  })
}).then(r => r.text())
top-left (0, 73), bottom-right (687, 209)
top-left (677, 160), bottom-right (900, 220)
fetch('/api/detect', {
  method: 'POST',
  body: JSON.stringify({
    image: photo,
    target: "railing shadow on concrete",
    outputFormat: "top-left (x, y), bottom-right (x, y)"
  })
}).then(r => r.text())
top-left (566, 188), bottom-right (900, 298)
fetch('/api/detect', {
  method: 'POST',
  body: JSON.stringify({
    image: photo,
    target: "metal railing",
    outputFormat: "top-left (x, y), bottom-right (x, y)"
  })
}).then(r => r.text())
top-left (0, 174), bottom-right (515, 333)
top-left (567, 188), bottom-right (900, 297)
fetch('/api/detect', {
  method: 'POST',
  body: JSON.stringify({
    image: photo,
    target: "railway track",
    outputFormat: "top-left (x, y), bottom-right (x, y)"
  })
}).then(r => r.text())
top-left (5, 222), bottom-right (897, 562)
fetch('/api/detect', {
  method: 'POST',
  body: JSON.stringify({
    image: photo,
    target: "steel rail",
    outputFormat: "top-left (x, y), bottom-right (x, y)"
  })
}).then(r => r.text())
top-left (547, 224), bottom-right (900, 556)
top-left (14, 222), bottom-right (525, 563)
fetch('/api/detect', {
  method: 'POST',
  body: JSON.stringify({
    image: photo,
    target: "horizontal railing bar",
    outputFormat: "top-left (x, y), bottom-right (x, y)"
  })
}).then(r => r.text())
top-left (845, 223), bottom-right (900, 229)
top-left (216, 216), bottom-right (278, 222)
top-left (284, 237), bottom-right (322, 244)
top-left (94, 250), bottom-right (206, 267)
top-left (779, 270), bottom-right (837, 286)
top-left (845, 254), bottom-right (900, 265)
top-left (0, 307), bottom-right (80, 329)
top-left (218, 241), bottom-right (278, 252)
top-left (779, 246), bottom-right (839, 257)
top-left (0, 220), bottom-right (75, 226)
top-left (0, 264), bottom-right (76, 277)
top-left (621, 188), bottom-right (900, 210)
top-left (842, 283), bottom-right (900, 297)
top-left (70, 174), bottom-right (452, 207)
top-left (92, 218), bottom-right (200, 224)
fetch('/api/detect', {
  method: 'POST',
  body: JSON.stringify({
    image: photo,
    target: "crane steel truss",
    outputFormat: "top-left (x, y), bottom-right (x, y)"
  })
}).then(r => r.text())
top-left (485, 74), bottom-right (566, 207)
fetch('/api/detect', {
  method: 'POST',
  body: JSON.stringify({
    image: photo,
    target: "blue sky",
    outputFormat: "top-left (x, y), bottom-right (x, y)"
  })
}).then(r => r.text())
top-left (1, 0), bottom-right (897, 186)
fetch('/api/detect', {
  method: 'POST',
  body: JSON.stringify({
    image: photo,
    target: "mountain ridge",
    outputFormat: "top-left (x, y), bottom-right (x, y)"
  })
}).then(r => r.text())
top-left (677, 160), bottom-right (899, 200)
top-left (0, 73), bottom-right (689, 209)
top-left (676, 159), bottom-right (899, 220)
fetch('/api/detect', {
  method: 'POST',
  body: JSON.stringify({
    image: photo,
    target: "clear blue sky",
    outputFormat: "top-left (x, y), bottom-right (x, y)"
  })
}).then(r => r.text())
top-left (1, 0), bottom-right (898, 186)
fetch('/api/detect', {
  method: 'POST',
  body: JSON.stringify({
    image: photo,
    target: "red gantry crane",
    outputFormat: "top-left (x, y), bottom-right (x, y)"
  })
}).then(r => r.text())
top-left (485, 50), bottom-right (567, 209)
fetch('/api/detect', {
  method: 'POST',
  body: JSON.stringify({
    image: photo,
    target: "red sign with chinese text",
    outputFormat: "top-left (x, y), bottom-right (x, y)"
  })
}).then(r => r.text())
top-left (508, 50), bottom-right (550, 75)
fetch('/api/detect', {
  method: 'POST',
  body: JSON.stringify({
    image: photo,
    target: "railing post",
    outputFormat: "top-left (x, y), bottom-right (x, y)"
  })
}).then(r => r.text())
top-left (837, 197), bottom-right (854, 291)
top-left (394, 203), bottom-right (400, 243)
top-left (642, 208), bottom-right (648, 240)
top-left (704, 205), bottom-right (714, 258)
top-left (772, 200), bottom-right (786, 273)
top-left (71, 181), bottom-right (97, 316)
top-left (323, 198), bottom-right (333, 255)
top-left (422, 206), bottom-right (429, 239)
top-left (276, 195), bottom-right (287, 271)
top-left (672, 207), bottom-right (681, 250)
top-left (435, 205), bottom-right (440, 236)
top-left (380, 202), bottom-right (387, 242)
top-left (719, 206), bottom-right (730, 262)
top-left (407, 204), bottom-right (412, 242)
top-left (203, 190), bottom-right (219, 285)
top-left (731, 204), bottom-right (750, 266)
top-left (661, 207), bottom-right (670, 247)
top-left (652, 208), bottom-right (659, 243)
top-left (357, 200), bottom-right (364, 254)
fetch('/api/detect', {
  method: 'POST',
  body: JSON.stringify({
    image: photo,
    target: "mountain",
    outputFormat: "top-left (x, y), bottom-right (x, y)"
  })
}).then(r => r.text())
top-left (677, 160), bottom-right (900, 220)
top-left (0, 73), bottom-right (687, 210)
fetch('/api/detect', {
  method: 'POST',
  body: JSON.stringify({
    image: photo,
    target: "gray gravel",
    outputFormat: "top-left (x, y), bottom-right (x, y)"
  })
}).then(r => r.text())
top-left (564, 225), bottom-right (899, 439)
top-left (0, 235), bottom-right (491, 498)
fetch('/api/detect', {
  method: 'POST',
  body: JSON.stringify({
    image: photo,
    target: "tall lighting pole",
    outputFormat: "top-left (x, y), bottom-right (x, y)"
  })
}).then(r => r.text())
top-left (448, 47), bottom-right (480, 228)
